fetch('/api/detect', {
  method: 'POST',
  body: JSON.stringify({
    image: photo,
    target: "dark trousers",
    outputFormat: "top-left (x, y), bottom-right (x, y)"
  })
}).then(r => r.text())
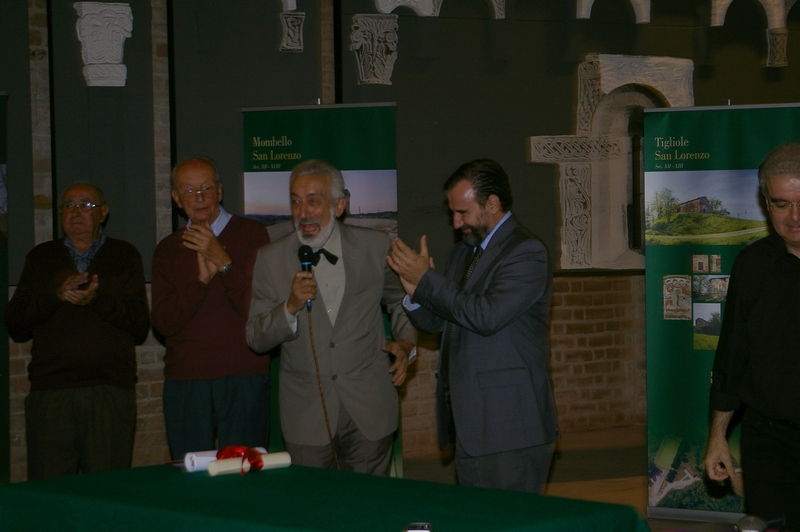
top-left (163, 374), bottom-right (270, 460)
top-left (25, 385), bottom-right (136, 480)
top-left (284, 400), bottom-right (393, 476)
top-left (741, 409), bottom-right (800, 530)
top-left (455, 438), bottom-right (554, 493)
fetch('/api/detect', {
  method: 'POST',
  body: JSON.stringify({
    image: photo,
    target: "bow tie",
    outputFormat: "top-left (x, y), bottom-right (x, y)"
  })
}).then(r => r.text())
top-left (311, 248), bottom-right (339, 266)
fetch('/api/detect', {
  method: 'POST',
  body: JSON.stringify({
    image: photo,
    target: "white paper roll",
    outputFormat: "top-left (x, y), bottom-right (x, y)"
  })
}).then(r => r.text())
top-left (183, 447), bottom-right (267, 472)
top-left (207, 451), bottom-right (291, 477)
top-left (260, 451), bottom-right (292, 470)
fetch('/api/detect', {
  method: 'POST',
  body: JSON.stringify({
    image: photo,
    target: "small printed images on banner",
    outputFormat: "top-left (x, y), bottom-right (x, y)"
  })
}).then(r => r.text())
top-left (692, 275), bottom-right (730, 302)
top-left (663, 275), bottom-right (691, 320)
top-left (692, 254), bottom-right (709, 273)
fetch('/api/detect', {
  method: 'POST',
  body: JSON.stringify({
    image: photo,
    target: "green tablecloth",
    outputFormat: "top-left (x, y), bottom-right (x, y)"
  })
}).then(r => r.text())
top-left (0, 464), bottom-right (648, 531)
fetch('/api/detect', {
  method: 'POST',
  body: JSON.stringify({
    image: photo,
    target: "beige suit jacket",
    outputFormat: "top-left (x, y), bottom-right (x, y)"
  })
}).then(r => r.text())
top-left (247, 222), bottom-right (415, 446)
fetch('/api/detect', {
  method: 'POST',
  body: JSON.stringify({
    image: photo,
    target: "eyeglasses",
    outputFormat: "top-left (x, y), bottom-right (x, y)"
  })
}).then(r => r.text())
top-left (767, 200), bottom-right (800, 214)
top-left (178, 184), bottom-right (217, 200)
top-left (61, 202), bottom-right (104, 212)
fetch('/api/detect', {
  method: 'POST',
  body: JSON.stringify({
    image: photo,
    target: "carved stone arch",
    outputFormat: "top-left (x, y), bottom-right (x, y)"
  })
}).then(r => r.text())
top-left (590, 84), bottom-right (665, 136)
top-left (588, 85), bottom-right (664, 266)
top-left (576, 0), bottom-right (651, 24)
top-left (527, 54), bottom-right (694, 269)
top-left (375, 0), bottom-right (505, 18)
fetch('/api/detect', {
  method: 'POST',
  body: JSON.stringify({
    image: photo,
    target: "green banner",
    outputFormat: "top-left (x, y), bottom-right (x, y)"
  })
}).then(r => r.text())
top-left (242, 103), bottom-right (402, 475)
top-left (243, 104), bottom-right (396, 173)
top-left (0, 94), bottom-right (8, 483)
top-left (645, 104), bottom-right (800, 520)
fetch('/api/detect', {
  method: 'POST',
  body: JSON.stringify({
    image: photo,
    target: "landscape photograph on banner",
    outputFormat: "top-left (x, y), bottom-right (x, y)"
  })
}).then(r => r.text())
top-left (645, 169), bottom-right (768, 246)
top-left (244, 169), bottom-right (398, 242)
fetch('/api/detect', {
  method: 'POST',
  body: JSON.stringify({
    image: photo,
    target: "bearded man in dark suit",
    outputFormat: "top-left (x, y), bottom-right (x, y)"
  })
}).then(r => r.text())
top-left (387, 158), bottom-right (557, 492)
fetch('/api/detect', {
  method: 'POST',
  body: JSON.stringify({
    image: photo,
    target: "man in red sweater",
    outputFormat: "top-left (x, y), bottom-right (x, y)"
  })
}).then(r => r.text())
top-left (152, 157), bottom-right (271, 460)
top-left (5, 183), bottom-right (150, 479)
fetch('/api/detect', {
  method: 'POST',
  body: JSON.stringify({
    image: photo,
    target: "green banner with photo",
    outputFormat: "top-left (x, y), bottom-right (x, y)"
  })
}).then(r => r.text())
top-left (1, 94), bottom-right (8, 483)
top-left (645, 104), bottom-right (800, 521)
top-left (242, 103), bottom-right (403, 475)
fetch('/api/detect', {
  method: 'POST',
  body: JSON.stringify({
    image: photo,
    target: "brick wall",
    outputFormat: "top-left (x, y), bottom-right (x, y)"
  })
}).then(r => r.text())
top-left (549, 274), bottom-right (647, 432)
top-left (399, 273), bottom-right (647, 458)
top-left (7, 274), bottom-right (646, 480)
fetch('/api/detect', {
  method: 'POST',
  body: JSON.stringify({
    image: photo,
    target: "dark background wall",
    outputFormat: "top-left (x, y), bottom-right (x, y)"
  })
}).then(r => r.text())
top-left (50, 0), bottom-right (156, 277)
top-left (2, 0), bottom-right (800, 278)
top-left (1, 0), bottom-right (35, 282)
top-left (170, 0), bottom-right (323, 225)
top-left (168, 0), bottom-right (800, 273)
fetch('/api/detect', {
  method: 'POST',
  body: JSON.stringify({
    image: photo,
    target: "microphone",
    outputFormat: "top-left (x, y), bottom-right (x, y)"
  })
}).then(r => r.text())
top-left (298, 245), bottom-right (314, 309)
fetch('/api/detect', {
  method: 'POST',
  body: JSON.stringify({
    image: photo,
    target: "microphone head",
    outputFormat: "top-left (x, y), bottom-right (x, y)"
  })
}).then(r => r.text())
top-left (298, 245), bottom-right (314, 265)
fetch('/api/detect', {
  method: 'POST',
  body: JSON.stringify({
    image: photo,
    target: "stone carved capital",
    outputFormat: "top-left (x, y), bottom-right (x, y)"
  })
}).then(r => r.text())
top-left (280, 12), bottom-right (305, 51)
top-left (350, 14), bottom-right (399, 85)
top-left (74, 2), bottom-right (133, 87)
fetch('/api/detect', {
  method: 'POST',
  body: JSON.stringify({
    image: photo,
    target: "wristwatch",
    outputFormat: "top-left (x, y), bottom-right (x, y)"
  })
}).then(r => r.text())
top-left (219, 263), bottom-right (233, 274)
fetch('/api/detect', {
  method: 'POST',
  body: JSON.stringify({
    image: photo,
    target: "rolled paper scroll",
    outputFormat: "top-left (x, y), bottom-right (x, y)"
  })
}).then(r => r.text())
top-left (183, 447), bottom-right (267, 472)
top-left (207, 451), bottom-right (291, 477)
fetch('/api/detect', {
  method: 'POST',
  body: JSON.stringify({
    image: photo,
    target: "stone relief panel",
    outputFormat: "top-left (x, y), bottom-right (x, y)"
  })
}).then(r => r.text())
top-left (350, 14), bottom-right (399, 85)
top-left (528, 54), bottom-right (694, 270)
top-left (279, 1), bottom-right (303, 52)
top-left (576, 0), bottom-right (651, 24)
top-left (74, 2), bottom-right (133, 87)
top-left (280, 12), bottom-right (305, 51)
top-left (561, 164), bottom-right (592, 267)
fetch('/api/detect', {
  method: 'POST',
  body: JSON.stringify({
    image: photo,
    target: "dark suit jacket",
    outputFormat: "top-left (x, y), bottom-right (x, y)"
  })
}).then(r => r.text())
top-left (408, 214), bottom-right (557, 456)
top-left (246, 222), bottom-right (415, 446)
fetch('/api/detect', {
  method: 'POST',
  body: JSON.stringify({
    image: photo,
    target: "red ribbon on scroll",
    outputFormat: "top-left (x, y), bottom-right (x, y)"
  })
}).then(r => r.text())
top-left (216, 445), bottom-right (265, 475)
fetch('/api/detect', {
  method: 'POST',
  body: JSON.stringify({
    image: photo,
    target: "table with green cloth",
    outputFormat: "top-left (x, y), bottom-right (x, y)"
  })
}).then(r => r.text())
top-left (0, 463), bottom-right (648, 531)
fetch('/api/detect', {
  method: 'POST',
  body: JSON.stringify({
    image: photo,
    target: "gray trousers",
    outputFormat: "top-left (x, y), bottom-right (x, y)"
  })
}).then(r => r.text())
top-left (284, 400), bottom-right (393, 476)
top-left (455, 438), bottom-right (555, 493)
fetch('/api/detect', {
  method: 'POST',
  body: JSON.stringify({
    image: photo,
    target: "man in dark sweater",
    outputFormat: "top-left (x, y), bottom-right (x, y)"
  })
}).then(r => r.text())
top-left (152, 157), bottom-right (270, 460)
top-left (5, 183), bottom-right (150, 480)
top-left (704, 142), bottom-right (800, 528)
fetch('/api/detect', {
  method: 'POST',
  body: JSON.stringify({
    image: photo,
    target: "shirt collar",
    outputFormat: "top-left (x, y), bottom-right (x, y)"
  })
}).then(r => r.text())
top-left (320, 221), bottom-right (343, 261)
top-left (186, 206), bottom-right (232, 237)
top-left (64, 228), bottom-right (107, 273)
top-left (479, 211), bottom-right (512, 250)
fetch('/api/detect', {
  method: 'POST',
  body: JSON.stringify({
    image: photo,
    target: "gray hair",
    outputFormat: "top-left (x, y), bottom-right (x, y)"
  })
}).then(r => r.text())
top-left (289, 159), bottom-right (346, 200)
top-left (758, 142), bottom-right (800, 197)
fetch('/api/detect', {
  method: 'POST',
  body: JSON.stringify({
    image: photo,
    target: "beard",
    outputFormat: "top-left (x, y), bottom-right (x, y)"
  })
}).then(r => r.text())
top-left (459, 210), bottom-right (491, 247)
top-left (294, 206), bottom-right (337, 249)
